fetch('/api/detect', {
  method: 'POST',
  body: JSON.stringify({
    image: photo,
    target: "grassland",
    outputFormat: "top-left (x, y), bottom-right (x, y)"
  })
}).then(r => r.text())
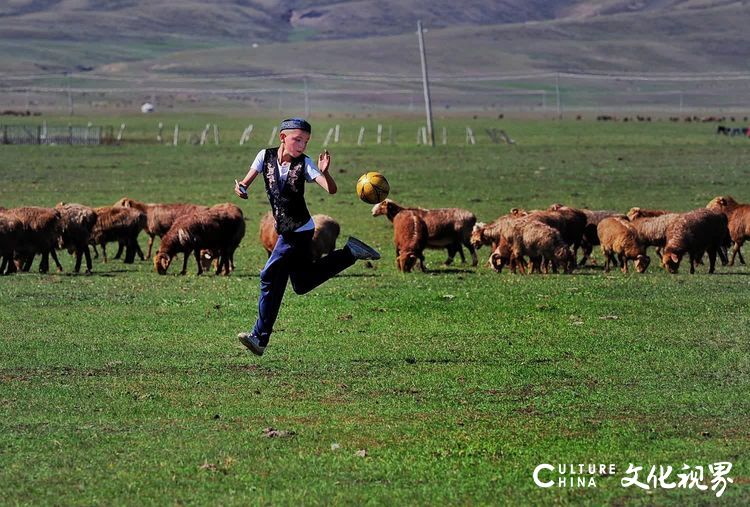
top-left (1, 116), bottom-right (749, 505)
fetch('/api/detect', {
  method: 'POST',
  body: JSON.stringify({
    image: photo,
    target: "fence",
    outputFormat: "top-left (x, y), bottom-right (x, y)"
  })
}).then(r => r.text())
top-left (1, 124), bottom-right (114, 145)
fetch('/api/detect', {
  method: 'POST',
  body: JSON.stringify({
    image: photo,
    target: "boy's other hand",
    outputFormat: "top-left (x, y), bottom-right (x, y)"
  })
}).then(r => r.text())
top-left (235, 180), bottom-right (249, 199)
top-left (318, 149), bottom-right (331, 173)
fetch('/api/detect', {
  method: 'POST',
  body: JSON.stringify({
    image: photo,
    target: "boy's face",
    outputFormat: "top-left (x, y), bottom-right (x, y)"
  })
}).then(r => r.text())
top-left (280, 129), bottom-right (310, 157)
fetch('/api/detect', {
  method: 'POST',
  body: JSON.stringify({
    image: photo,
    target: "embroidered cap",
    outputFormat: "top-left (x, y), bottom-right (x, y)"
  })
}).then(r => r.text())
top-left (279, 118), bottom-right (312, 133)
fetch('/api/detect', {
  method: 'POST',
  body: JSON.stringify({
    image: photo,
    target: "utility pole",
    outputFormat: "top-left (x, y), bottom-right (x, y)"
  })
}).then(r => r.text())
top-left (417, 20), bottom-right (435, 147)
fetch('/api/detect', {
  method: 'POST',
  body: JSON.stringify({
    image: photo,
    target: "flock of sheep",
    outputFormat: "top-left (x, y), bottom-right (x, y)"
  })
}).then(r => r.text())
top-left (372, 196), bottom-right (749, 275)
top-left (1, 195), bottom-right (748, 277)
top-left (0, 199), bottom-right (244, 276)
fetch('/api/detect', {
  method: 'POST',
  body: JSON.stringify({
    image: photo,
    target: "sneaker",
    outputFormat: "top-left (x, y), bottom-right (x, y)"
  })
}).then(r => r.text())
top-left (238, 332), bottom-right (266, 356)
top-left (345, 236), bottom-right (381, 260)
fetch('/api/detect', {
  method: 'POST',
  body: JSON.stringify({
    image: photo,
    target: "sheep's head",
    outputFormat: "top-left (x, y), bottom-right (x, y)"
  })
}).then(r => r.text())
top-left (510, 208), bottom-right (527, 217)
top-left (470, 223), bottom-right (485, 249)
top-left (634, 254), bottom-right (651, 273)
top-left (398, 252), bottom-right (419, 273)
top-left (554, 247), bottom-right (575, 274)
top-left (706, 196), bottom-right (736, 212)
top-left (154, 252), bottom-right (172, 275)
top-left (626, 207), bottom-right (643, 221)
top-left (199, 249), bottom-right (215, 272)
top-left (371, 199), bottom-right (391, 217)
top-left (547, 203), bottom-right (565, 211)
top-left (114, 197), bottom-right (133, 207)
top-left (661, 251), bottom-right (680, 274)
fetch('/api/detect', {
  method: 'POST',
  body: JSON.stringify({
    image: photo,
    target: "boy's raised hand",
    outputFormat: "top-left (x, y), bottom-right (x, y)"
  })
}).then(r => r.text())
top-left (318, 149), bottom-right (331, 173)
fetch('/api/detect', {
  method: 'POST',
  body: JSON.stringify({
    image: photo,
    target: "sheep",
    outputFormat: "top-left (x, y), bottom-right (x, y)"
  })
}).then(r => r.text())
top-left (509, 219), bottom-right (574, 274)
top-left (706, 196), bottom-right (750, 265)
top-left (113, 197), bottom-right (209, 259)
top-left (578, 209), bottom-right (628, 266)
top-left (662, 208), bottom-right (729, 274)
top-left (627, 207), bottom-right (671, 221)
top-left (372, 199), bottom-right (478, 266)
top-left (55, 203), bottom-right (97, 274)
top-left (540, 204), bottom-right (588, 261)
top-left (392, 210), bottom-right (428, 272)
top-left (90, 206), bottom-right (146, 264)
top-left (628, 213), bottom-right (681, 259)
top-left (0, 209), bottom-right (22, 275)
top-left (258, 211), bottom-right (340, 261)
top-left (154, 203), bottom-right (244, 276)
top-left (597, 217), bottom-right (650, 273)
top-left (7, 207), bottom-right (64, 273)
top-left (471, 211), bottom-right (529, 270)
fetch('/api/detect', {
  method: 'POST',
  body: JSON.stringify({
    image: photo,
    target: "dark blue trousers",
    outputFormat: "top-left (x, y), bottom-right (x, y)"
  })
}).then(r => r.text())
top-left (252, 229), bottom-right (355, 344)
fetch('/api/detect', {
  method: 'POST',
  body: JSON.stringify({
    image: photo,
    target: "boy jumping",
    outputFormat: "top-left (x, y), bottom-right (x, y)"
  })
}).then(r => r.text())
top-left (234, 118), bottom-right (380, 356)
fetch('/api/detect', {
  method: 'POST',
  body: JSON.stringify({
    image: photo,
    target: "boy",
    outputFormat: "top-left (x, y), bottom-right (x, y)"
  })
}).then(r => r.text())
top-left (234, 118), bottom-right (380, 356)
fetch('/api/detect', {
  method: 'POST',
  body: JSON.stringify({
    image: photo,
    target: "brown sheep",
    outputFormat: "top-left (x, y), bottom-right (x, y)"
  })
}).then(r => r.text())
top-left (579, 209), bottom-right (628, 267)
top-left (540, 204), bottom-right (588, 261)
top-left (90, 206), bottom-right (146, 264)
top-left (393, 210), bottom-right (428, 272)
top-left (7, 207), bottom-right (64, 273)
top-left (510, 219), bottom-right (574, 274)
top-left (114, 197), bottom-right (209, 259)
top-left (55, 203), bottom-right (97, 274)
top-left (706, 196), bottom-right (750, 265)
top-left (154, 204), bottom-right (244, 276)
top-left (597, 217), bottom-right (650, 273)
top-left (627, 207), bottom-right (671, 220)
top-left (372, 199), bottom-right (477, 266)
top-left (662, 208), bottom-right (729, 274)
top-left (0, 209), bottom-right (23, 275)
top-left (258, 211), bottom-right (340, 261)
top-left (629, 213), bottom-right (681, 259)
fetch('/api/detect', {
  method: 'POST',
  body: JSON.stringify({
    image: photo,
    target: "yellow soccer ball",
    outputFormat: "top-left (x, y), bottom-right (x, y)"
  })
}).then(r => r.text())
top-left (356, 172), bottom-right (390, 204)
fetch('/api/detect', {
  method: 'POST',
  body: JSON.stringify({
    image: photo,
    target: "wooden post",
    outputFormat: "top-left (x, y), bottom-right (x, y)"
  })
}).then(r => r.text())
top-left (334, 124), bottom-right (340, 143)
top-left (421, 126), bottom-right (427, 145)
top-left (213, 124), bottom-right (219, 145)
top-left (240, 124), bottom-right (254, 145)
top-left (116, 123), bottom-right (125, 142)
top-left (173, 124), bottom-right (180, 146)
top-left (442, 126), bottom-right (447, 145)
top-left (357, 127), bottom-right (365, 146)
top-left (417, 21), bottom-right (435, 146)
top-left (157, 122), bottom-right (163, 143)
top-left (466, 127), bottom-right (475, 145)
top-left (377, 124), bottom-right (382, 144)
top-left (323, 127), bottom-right (334, 147)
top-left (200, 123), bottom-right (210, 145)
top-left (268, 126), bottom-right (278, 146)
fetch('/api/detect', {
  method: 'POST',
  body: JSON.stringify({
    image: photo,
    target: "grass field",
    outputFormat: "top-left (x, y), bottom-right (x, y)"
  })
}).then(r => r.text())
top-left (1, 117), bottom-right (749, 505)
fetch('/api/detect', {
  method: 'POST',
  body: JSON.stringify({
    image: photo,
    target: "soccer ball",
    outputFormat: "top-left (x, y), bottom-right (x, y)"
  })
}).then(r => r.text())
top-left (356, 172), bottom-right (390, 204)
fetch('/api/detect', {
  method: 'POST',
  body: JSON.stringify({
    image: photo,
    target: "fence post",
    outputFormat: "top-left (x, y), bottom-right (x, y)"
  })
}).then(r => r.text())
top-left (213, 124), bottom-right (220, 145)
top-left (200, 123), bottom-right (210, 145)
top-left (421, 126), bottom-right (427, 145)
top-left (442, 126), bottom-right (447, 145)
top-left (357, 127), bottom-right (365, 146)
top-left (334, 124), bottom-right (340, 143)
top-left (240, 124), bottom-right (253, 145)
top-left (323, 127), bottom-right (334, 147)
top-left (157, 122), bottom-right (163, 143)
top-left (268, 126), bottom-right (278, 146)
top-left (173, 124), bottom-right (180, 146)
top-left (377, 124), bottom-right (382, 144)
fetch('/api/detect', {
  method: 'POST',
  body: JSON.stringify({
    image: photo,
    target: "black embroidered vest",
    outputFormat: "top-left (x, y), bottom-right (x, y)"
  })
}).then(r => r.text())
top-left (262, 148), bottom-right (312, 234)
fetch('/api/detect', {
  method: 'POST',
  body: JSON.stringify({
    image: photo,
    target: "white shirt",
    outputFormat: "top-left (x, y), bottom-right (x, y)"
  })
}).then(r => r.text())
top-left (250, 149), bottom-right (321, 232)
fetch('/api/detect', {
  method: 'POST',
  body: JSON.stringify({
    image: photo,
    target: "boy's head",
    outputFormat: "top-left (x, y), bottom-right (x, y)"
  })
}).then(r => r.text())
top-left (279, 118), bottom-right (311, 156)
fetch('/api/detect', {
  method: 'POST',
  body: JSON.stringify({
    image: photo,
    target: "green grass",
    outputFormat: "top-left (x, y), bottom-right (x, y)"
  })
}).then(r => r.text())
top-left (1, 117), bottom-right (749, 505)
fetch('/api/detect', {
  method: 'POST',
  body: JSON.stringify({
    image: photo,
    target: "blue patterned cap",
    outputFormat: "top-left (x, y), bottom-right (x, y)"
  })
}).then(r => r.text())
top-left (279, 118), bottom-right (311, 133)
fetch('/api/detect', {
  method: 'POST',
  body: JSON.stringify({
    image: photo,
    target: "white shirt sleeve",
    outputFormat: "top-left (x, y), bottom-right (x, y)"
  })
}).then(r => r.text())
top-left (304, 156), bottom-right (322, 182)
top-left (250, 149), bottom-right (265, 173)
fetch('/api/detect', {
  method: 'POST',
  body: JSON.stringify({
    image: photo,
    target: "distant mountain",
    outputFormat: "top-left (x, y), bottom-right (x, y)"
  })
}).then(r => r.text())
top-left (0, 0), bottom-right (741, 43)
